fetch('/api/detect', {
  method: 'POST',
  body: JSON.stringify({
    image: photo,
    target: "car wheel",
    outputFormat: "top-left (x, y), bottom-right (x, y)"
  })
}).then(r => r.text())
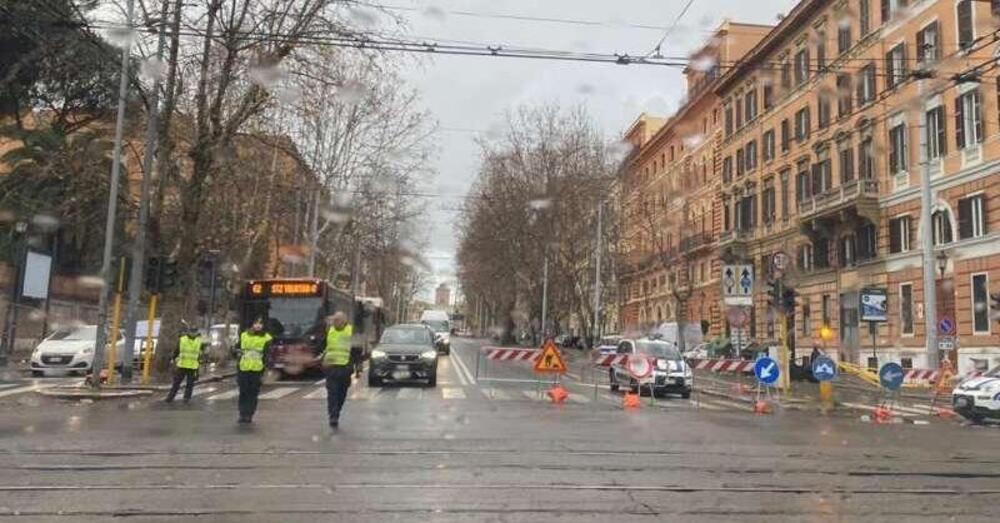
top-left (629, 380), bottom-right (640, 394)
top-left (427, 372), bottom-right (437, 388)
top-left (31, 370), bottom-right (43, 377)
top-left (608, 369), bottom-right (619, 392)
top-left (681, 391), bottom-right (691, 399)
top-left (367, 373), bottom-right (382, 387)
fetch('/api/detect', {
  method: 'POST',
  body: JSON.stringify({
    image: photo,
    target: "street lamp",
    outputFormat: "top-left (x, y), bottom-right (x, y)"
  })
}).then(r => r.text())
top-left (936, 251), bottom-right (949, 279)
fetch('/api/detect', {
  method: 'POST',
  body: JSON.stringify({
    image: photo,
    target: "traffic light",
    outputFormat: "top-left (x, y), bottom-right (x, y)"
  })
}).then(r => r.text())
top-left (766, 280), bottom-right (781, 310)
top-left (162, 259), bottom-right (180, 289)
top-left (782, 287), bottom-right (798, 313)
top-left (144, 256), bottom-right (163, 293)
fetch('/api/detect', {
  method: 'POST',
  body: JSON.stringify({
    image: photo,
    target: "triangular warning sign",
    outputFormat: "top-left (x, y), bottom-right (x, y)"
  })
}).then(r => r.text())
top-left (534, 340), bottom-right (567, 374)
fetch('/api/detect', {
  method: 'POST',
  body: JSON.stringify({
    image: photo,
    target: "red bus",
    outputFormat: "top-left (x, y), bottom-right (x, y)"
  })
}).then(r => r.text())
top-left (239, 278), bottom-right (373, 377)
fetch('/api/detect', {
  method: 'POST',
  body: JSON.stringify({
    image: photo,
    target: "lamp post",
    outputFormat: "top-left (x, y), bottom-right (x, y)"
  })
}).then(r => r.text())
top-left (936, 251), bottom-right (948, 279)
top-left (1, 221), bottom-right (29, 366)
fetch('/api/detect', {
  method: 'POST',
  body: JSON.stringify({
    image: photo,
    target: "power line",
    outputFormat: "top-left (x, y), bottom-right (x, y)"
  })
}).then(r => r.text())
top-left (368, 2), bottom-right (671, 32)
top-left (649, 0), bottom-right (697, 58)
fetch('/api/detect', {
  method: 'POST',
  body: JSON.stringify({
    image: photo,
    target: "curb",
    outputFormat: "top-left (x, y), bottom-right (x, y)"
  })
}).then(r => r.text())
top-left (35, 388), bottom-right (154, 399)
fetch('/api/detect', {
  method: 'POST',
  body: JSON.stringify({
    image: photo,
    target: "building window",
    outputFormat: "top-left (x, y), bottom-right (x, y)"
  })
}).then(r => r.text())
top-left (794, 48), bottom-right (810, 86)
top-left (818, 95), bottom-right (831, 129)
top-left (925, 105), bottom-right (947, 161)
top-left (762, 183), bottom-right (776, 225)
top-left (816, 31), bottom-right (827, 69)
top-left (957, 0), bottom-right (974, 51)
top-left (794, 106), bottom-right (810, 142)
top-left (763, 84), bottom-right (774, 110)
top-left (857, 63), bottom-right (876, 105)
top-left (745, 89), bottom-right (758, 123)
top-left (780, 119), bottom-right (791, 152)
top-left (916, 21), bottom-right (939, 65)
top-left (857, 223), bottom-right (877, 260)
top-left (780, 170), bottom-right (790, 219)
top-left (736, 147), bottom-right (745, 176)
top-left (958, 194), bottom-right (987, 239)
top-left (888, 121), bottom-right (908, 174)
top-left (973, 273), bottom-right (990, 334)
top-left (837, 20), bottom-right (851, 54)
top-left (838, 138), bottom-right (854, 183)
top-left (885, 43), bottom-right (908, 90)
top-left (839, 234), bottom-right (856, 267)
top-left (881, 0), bottom-right (907, 23)
top-left (859, 136), bottom-right (875, 179)
top-left (723, 198), bottom-right (732, 230)
top-left (812, 150), bottom-right (832, 196)
top-left (859, 0), bottom-right (871, 35)
top-left (745, 140), bottom-right (757, 172)
top-left (822, 294), bottom-right (832, 326)
top-left (798, 243), bottom-right (814, 272)
top-left (722, 156), bottom-right (733, 183)
top-left (737, 195), bottom-right (756, 231)
top-left (889, 215), bottom-right (912, 253)
top-left (763, 129), bottom-right (775, 162)
top-left (900, 283), bottom-right (914, 335)
top-left (781, 59), bottom-right (791, 90)
top-left (837, 74), bottom-right (853, 117)
top-left (802, 303), bottom-right (812, 336)
top-left (814, 239), bottom-right (831, 269)
top-left (932, 209), bottom-right (953, 245)
top-left (724, 103), bottom-right (734, 137)
top-left (956, 89), bottom-right (984, 150)
top-left (735, 93), bottom-right (744, 129)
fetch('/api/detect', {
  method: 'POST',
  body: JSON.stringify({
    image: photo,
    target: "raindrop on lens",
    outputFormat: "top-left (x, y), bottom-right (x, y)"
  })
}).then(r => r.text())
top-left (106, 27), bottom-right (137, 49)
top-left (422, 5), bottom-right (446, 21)
top-left (249, 63), bottom-right (285, 88)
top-left (140, 57), bottom-right (166, 82)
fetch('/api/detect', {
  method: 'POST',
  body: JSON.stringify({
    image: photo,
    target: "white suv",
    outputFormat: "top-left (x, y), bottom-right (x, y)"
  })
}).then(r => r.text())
top-left (952, 366), bottom-right (1000, 423)
top-left (608, 338), bottom-right (693, 398)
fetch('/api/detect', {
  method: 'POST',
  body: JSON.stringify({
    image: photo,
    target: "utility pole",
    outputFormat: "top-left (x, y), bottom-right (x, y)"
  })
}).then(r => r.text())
top-left (918, 77), bottom-right (938, 370)
top-left (121, 7), bottom-right (169, 383)
top-left (592, 203), bottom-right (603, 344)
top-left (91, 0), bottom-right (135, 387)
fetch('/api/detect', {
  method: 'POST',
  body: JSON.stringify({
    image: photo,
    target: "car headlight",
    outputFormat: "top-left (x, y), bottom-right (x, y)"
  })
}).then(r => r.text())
top-left (421, 350), bottom-right (437, 359)
top-left (656, 359), bottom-right (668, 371)
top-left (371, 349), bottom-right (387, 359)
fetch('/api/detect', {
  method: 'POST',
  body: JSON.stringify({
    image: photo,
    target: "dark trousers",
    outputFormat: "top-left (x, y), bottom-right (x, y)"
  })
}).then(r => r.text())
top-left (237, 370), bottom-right (263, 420)
top-left (324, 365), bottom-right (352, 423)
top-left (165, 368), bottom-right (197, 402)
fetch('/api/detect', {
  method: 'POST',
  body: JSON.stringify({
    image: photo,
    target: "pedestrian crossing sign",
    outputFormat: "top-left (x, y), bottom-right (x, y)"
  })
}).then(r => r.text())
top-left (534, 340), bottom-right (567, 374)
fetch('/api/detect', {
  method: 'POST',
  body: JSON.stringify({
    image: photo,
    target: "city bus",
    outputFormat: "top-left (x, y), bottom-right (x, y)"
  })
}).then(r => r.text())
top-left (239, 278), bottom-right (384, 378)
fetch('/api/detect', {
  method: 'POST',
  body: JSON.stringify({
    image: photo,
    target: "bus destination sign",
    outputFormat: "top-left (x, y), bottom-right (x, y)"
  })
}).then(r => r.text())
top-left (248, 280), bottom-right (321, 297)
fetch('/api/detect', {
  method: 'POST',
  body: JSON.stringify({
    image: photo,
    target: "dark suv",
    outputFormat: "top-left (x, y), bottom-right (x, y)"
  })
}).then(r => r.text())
top-left (368, 324), bottom-right (440, 387)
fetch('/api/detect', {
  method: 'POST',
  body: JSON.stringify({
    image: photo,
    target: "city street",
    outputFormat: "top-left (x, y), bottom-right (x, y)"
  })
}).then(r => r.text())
top-left (0, 337), bottom-right (997, 522)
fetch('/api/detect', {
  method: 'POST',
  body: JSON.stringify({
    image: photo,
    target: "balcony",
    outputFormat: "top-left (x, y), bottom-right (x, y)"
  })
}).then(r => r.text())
top-left (680, 232), bottom-right (714, 253)
top-left (717, 228), bottom-right (753, 261)
top-left (797, 179), bottom-right (879, 225)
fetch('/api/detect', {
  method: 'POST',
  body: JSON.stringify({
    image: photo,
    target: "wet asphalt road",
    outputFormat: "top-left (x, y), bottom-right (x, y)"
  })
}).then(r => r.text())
top-left (0, 337), bottom-right (998, 522)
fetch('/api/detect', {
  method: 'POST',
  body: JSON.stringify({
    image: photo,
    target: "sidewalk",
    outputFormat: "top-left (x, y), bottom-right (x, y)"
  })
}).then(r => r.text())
top-left (34, 363), bottom-right (237, 400)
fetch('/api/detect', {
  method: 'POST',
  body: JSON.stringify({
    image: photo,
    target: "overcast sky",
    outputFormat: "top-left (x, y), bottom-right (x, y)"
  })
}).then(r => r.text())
top-left (383, 0), bottom-right (797, 301)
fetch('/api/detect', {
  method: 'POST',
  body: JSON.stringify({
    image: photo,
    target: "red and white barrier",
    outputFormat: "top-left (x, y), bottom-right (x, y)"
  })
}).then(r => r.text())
top-left (483, 347), bottom-right (540, 362)
top-left (687, 358), bottom-right (755, 374)
top-left (591, 353), bottom-right (628, 367)
top-left (903, 368), bottom-right (984, 384)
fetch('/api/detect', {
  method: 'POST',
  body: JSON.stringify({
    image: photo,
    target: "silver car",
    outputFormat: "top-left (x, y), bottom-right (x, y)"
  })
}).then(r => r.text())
top-left (609, 338), bottom-right (693, 398)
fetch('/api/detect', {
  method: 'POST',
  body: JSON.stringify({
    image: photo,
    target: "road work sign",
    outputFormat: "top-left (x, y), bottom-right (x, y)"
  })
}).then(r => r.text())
top-left (754, 356), bottom-right (780, 385)
top-left (879, 362), bottom-right (904, 391)
top-left (534, 340), bottom-right (567, 374)
top-left (811, 356), bottom-right (837, 381)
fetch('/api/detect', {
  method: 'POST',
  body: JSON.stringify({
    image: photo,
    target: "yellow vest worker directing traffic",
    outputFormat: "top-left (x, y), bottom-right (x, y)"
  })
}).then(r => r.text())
top-left (164, 324), bottom-right (203, 404)
top-left (233, 318), bottom-right (273, 424)
top-left (319, 311), bottom-right (353, 429)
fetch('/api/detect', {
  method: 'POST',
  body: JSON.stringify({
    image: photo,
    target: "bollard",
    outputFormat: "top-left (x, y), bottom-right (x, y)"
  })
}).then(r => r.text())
top-left (818, 381), bottom-right (834, 412)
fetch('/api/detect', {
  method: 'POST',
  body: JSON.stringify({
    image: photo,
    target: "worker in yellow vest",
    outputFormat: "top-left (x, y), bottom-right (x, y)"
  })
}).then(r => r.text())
top-left (234, 318), bottom-right (272, 424)
top-left (165, 323), bottom-right (203, 403)
top-left (320, 311), bottom-right (353, 428)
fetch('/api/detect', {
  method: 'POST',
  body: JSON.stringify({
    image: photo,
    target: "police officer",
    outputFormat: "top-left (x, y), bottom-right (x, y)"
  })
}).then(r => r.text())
top-left (165, 323), bottom-right (203, 403)
top-left (320, 311), bottom-right (353, 429)
top-left (234, 318), bottom-right (272, 424)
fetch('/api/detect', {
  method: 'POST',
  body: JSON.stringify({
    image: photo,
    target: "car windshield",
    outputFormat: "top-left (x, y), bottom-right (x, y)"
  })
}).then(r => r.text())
top-left (381, 328), bottom-right (431, 345)
top-left (246, 297), bottom-right (324, 339)
top-left (636, 341), bottom-right (681, 360)
top-left (984, 366), bottom-right (1000, 378)
top-left (48, 326), bottom-right (97, 341)
top-left (423, 320), bottom-right (448, 333)
top-left (600, 337), bottom-right (621, 346)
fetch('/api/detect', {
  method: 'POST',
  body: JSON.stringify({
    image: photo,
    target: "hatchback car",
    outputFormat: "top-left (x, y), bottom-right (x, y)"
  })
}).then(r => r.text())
top-left (30, 326), bottom-right (125, 376)
top-left (368, 324), bottom-right (439, 387)
top-left (609, 338), bottom-right (692, 398)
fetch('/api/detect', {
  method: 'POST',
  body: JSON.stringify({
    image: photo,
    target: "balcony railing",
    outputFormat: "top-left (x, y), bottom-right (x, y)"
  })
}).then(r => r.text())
top-left (797, 180), bottom-right (878, 219)
top-left (680, 232), bottom-right (713, 252)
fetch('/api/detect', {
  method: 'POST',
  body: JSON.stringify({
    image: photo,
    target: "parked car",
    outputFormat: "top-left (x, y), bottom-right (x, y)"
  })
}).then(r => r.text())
top-left (608, 337), bottom-right (692, 398)
top-left (30, 325), bottom-right (125, 377)
top-left (594, 335), bottom-right (621, 356)
top-left (952, 365), bottom-right (1000, 423)
top-left (368, 324), bottom-right (440, 387)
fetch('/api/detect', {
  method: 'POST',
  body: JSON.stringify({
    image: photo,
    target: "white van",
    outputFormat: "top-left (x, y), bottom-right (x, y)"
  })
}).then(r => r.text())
top-left (420, 310), bottom-right (451, 354)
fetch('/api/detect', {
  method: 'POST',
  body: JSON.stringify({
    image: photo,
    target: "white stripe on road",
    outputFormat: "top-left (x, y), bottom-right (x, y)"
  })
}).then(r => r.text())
top-left (259, 387), bottom-right (298, 400)
top-left (694, 401), bottom-right (725, 410)
top-left (0, 383), bottom-right (19, 390)
top-left (449, 350), bottom-right (476, 385)
top-left (840, 402), bottom-right (917, 417)
top-left (481, 389), bottom-right (512, 400)
top-left (891, 404), bottom-right (933, 416)
top-left (0, 385), bottom-right (40, 398)
top-left (189, 386), bottom-right (218, 398)
top-left (205, 389), bottom-right (239, 401)
top-left (304, 387), bottom-right (326, 399)
top-left (313, 379), bottom-right (326, 385)
top-left (567, 393), bottom-right (590, 404)
top-left (396, 388), bottom-right (424, 400)
top-left (442, 387), bottom-right (466, 399)
top-left (522, 390), bottom-right (544, 402)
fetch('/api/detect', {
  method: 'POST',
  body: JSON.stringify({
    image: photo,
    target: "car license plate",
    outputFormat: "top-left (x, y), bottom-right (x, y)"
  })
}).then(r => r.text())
top-left (395, 364), bottom-right (410, 372)
top-left (392, 370), bottom-right (410, 380)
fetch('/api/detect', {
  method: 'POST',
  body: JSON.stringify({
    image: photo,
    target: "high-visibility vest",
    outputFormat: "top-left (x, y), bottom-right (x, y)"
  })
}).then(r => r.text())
top-left (239, 331), bottom-right (271, 372)
top-left (177, 335), bottom-right (202, 370)
top-left (323, 325), bottom-right (353, 366)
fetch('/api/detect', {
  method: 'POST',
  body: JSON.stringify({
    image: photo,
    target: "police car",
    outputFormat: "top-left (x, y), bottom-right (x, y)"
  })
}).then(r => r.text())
top-left (952, 366), bottom-right (1000, 423)
top-left (608, 337), bottom-right (692, 398)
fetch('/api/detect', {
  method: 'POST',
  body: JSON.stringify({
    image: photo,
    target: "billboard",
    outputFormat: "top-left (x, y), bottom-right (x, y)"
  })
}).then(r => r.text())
top-left (860, 287), bottom-right (888, 322)
top-left (21, 251), bottom-right (52, 300)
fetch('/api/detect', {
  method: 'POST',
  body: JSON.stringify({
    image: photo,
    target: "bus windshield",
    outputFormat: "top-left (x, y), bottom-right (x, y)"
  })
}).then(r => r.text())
top-left (245, 297), bottom-right (325, 339)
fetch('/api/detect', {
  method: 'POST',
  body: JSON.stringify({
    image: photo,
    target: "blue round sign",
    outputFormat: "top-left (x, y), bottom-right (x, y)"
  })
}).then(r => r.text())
top-left (811, 356), bottom-right (837, 381)
top-left (938, 317), bottom-right (955, 335)
top-left (878, 362), bottom-right (905, 391)
top-left (754, 356), bottom-right (780, 385)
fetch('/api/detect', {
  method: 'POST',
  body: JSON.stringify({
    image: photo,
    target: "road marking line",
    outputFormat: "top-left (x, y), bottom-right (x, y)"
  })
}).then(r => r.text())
top-left (521, 390), bottom-right (543, 401)
top-left (259, 387), bottom-right (298, 400)
top-left (189, 386), bottom-right (218, 398)
top-left (313, 379), bottom-right (326, 385)
top-left (481, 389), bottom-right (511, 400)
top-left (695, 401), bottom-right (725, 410)
top-left (396, 388), bottom-right (423, 400)
top-left (0, 384), bottom-right (39, 398)
top-left (205, 389), bottom-right (239, 401)
top-left (0, 383), bottom-right (19, 390)
top-left (441, 387), bottom-right (466, 399)
top-left (567, 393), bottom-right (590, 404)
top-left (449, 350), bottom-right (476, 385)
top-left (702, 398), bottom-right (749, 411)
top-left (840, 402), bottom-right (917, 417)
top-left (892, 405), bottom-right (932, 415)
top-left (304, 387), bottom-right (326, 399)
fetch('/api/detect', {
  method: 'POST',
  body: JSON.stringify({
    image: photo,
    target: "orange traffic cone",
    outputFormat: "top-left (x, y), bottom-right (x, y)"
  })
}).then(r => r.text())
top-left (753, 400), bottom-right (772, 415)
top-left (623, 392), bottom-right (641, 410)
top-left (547, 385), bottom-right (569, 404)
top-left (873, 405), bottom-right (892, 423)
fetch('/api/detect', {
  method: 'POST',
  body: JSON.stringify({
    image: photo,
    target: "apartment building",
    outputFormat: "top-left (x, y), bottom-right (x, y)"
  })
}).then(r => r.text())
top-left (619, 21), bottom-right (772, 337)
top-left (715, 0), bottom-right (1000, 373)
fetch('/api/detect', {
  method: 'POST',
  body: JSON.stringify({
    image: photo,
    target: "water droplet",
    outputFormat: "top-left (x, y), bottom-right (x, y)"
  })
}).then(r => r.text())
top-left (106, 26), bottom-right (137, 49)
top-left (528, 198), bottom-right (552, 211)
top-left (140, 57), bottom-right (166, 82)
top-left (683, 134), bottom-right (705, 148)
top-left (27, 309), bottom-right (46, 322)
top-left (23, 425), bottom-right (35, 434)
top-left (690, 55), bottom-right (717, 72)
top-left (275, 84), bottom-right (303, 105)
top-left (422, 5), bottom-right (447, 21)
top-left (249, 63), bottom-right (285, 88)
top-left (335, 81), bottom-right (366, 105)
top-left (575, 83), bottom-right (596, 95)
top-left (348, 7), bottom-right (378, 28)
top-left (311, 435), bottom-right (320, 442)
top-left (76, 275), bottom-right (105, 289)
top-left (66, 415), bottom-right (81, 432)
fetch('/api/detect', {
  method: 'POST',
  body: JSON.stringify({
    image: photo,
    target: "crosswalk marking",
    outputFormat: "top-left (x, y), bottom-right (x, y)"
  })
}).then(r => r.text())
top-left (522, 390), bottom-right (544, 401)
top-left (481, 389), bottom-right (512, 400)
top-left (396, 388), bottom-right (423, 400)
top-left (189, 386), bottom-right (218, 398)
top-left (205, 389), bottom-right (239, 401)
top-left (259, 387), bottom-right (298, 400)
top-left (304, 387), bottom-right (327, 399)
top-left (567, 393), bottom-right (590, 404)
top-left (0, 385), bottom-right (39, 399)
top-left (840, 402), bottom-right (918, 417)
top-left (0, 383), bottom-right (19, 390)
top-left (442, 387), bottom-right (466, 399)
top-left (695, 401), bottom-right (725, 410)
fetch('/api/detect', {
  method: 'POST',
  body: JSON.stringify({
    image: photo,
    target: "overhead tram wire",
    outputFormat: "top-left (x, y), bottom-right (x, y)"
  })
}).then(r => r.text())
top-left (648, 0), bottom-right (697, 58)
